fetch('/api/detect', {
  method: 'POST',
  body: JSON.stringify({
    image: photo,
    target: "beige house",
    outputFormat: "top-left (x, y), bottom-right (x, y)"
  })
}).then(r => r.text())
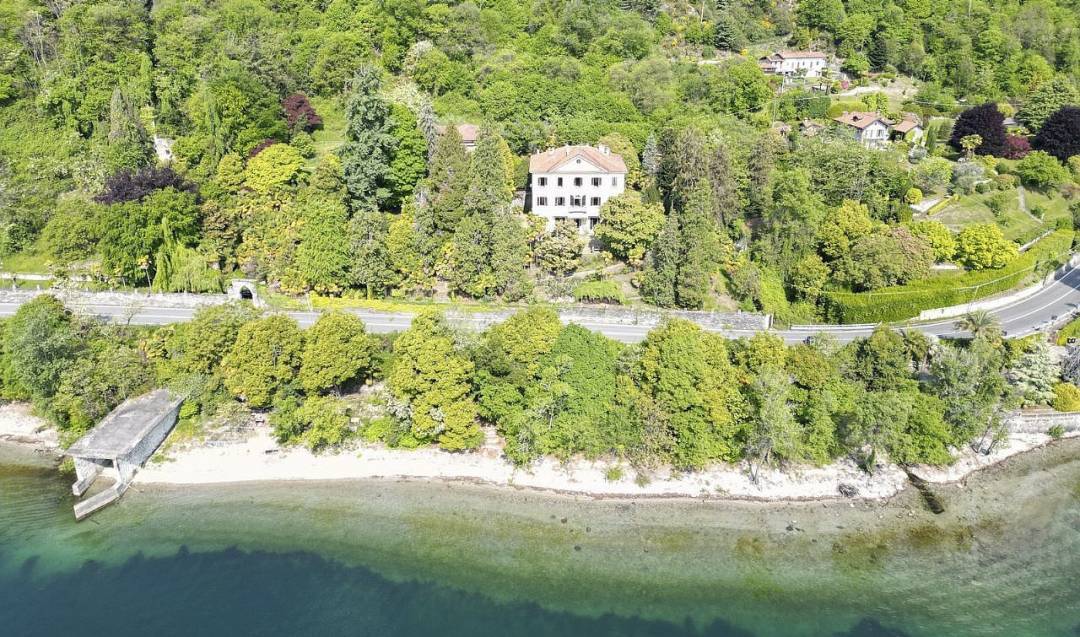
top-left (528, 145), bottom-right (627, 234)
top-left (832, 111), bottom-right (892, 148)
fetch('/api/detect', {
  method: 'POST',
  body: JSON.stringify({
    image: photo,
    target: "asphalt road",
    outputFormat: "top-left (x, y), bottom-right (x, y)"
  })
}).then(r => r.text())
top-left (0, 264), bottom-right (1077, 343)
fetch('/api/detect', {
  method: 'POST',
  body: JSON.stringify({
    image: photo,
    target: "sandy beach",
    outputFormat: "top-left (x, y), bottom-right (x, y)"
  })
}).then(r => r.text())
top-left (2, 400), bottom-right (1072, 501)
top-left (0, 403), bottom-right (59, 451)
top-left (134, 422), bottom-right (1074, 501)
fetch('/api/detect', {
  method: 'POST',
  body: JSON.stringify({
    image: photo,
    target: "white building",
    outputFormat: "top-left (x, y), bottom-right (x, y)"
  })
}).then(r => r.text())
top-left (832, 111), bottom-right (892, 148)
top-left (528, 144), bottom-right (627, 234)
top-left (758, 51), bottom-right (829, 78)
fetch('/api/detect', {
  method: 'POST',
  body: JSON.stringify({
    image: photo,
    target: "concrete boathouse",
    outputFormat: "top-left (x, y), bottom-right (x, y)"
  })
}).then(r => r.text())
top-left (65, 389), bottom-right (183, 520)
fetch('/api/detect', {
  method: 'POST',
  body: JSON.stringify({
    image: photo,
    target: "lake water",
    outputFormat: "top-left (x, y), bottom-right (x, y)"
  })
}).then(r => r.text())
top-left (1, 441), bottom-right (1078, 637)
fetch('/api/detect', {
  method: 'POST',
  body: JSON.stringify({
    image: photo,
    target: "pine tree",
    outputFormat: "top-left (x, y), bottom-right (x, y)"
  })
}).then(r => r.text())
top-left (105, 87), bottom-right (151, 172)
top-left (1018, 77), bottom-right (1080, 132)
top-left (490, 214), bottom-right (532, 301)
top-left (640, 212), bottom-right (679, 307)
top-left (656, 127), bottom-right (680, 213)
top-left (348, 209), bottom-right (396, 298)
top-left (746, 133), bottom-right (779, 217)
top-left (670, 128), bottom-right (709, 212)
top-left (466, 127), bottom-right (514, 216)
top-left (708, 141), bottom-right (739, 229)
top-left (339, 66), bottom-right (396, 212)
top-left (641, 134), bottom-right (660, 179)
top-left (386, 103), bottom-right (428, 210)
top-left (426, 127), bottom-right (469, 229)
top-left (418, 99), bottom-right (439, 159)
top-left (675, 186), bottom-right (721, 309)
top-left (449, 212), bottom-right (494, 298)
top-left (295, 194), bottom-right (351, 294)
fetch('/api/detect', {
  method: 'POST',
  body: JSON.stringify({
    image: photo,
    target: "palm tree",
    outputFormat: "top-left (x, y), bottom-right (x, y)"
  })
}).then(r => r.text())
top-left (955, 309), bottom-right (1001, 338)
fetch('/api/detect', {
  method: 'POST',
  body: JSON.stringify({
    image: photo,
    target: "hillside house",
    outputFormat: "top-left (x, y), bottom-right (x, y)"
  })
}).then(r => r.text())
top-left (891, 114), bottom-right (923, 141)
top-left (436, 123), bottom-right (479, 152)
top-left (528, 145), bottom-right (627, 234)
top-left (758, 51), bottom-right (829, 78)
top-left (832, 111), bottom-right (891, 148)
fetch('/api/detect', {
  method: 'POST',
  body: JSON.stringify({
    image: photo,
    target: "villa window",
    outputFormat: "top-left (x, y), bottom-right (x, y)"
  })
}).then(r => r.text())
top-left (574, 177), bottom-right (583, 187)
top-left (571, 196), bottom-right (585, 207)
top-left (537, 197), bottom-right (548, 206)
top-left (557, 177), bottom-right (563, 186)
top-left (612, 176), bottom-right (619, 186)
top-left (590, 197), bottom-right (601, 206)
top-left (555, 197), bottom-right (566, 206)
top-left (591, 177), bottom-right (601, 187)
top-left (538, 177), bottom-right (547, 186)
top-left (589, 217), bottom-right (599, 229)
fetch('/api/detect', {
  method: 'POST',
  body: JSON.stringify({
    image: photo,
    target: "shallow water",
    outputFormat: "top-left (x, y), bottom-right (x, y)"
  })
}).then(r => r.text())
top-left (1, 441), bottom-right (1078, 637)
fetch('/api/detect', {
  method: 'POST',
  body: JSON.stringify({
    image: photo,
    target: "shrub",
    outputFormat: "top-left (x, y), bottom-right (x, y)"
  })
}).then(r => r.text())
top-left (572, 279), bottom-right (626, 305)
top-left (823, 230), bottom-right (1072, 323)
top-left (1051, 383), bottom-right (1080, 412)
top-left (1047, 424), bottom-right (1065, 439)
top-left (905, 187), bottom-right (923, 205)
top-left (1016, 151), bottom-right (1069, 188)
top-left (282, 93), bottom-right (323, 132)
top-left (604, 465), bottom-right (624, 482)
top-left (955, 223), bottom-right (1017, 269)
top-left (95, 167), bottom-right (196, 204)
top-left (1002, 135), bottom-right (1031, 159)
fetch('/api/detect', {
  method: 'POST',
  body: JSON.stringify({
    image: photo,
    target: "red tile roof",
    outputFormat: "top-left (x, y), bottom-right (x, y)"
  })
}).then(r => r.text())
top-left (833, 111), bottom-right (889, 130)
top-left (529, 145), bottom-right (627, 174)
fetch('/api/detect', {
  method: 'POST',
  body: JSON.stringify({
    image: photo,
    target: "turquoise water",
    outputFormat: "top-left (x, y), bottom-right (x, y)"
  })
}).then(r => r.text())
top-left (1, 441), bottom-right (1078, 636)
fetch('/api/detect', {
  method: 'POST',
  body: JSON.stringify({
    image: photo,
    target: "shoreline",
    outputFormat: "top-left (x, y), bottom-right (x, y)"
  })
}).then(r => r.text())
top-left (2, 400), bottom-right (1074, 503)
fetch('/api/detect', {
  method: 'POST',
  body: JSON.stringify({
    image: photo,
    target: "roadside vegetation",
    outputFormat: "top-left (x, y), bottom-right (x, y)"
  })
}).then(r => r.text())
top-left (4, 297), bottom-right (1074, 477)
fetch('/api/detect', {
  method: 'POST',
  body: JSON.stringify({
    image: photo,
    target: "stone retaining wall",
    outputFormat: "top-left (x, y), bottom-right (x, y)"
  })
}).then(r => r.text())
top-left (1007, 411), bottom-right (1080, 434)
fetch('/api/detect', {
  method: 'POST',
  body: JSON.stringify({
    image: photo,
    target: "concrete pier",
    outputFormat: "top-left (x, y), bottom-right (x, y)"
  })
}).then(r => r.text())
top-left (65, 389), bottom-right (183, 520)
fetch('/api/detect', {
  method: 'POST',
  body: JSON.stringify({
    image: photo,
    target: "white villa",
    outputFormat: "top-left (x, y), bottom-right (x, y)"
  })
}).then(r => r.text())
top-left (758, 51), bottom-right (829, 78)
top-left (528, 144), bottom-right (627, 234)
top-left (832, 111), bottom-right (892, 148)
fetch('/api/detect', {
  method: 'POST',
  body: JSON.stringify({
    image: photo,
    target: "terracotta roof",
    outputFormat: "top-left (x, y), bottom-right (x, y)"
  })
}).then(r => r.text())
top-left (892, 119), bottom-right (922, 134)
top-left (529, 145), bottom-right (627, 174)
top-left (435, 123), bottom-right (479, 143)
top-left (833, 111), bottom-right (889, 130)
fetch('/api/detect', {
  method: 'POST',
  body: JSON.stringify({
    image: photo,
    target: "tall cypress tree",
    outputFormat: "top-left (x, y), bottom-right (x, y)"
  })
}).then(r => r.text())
top-left (339, 66), bottom-right (396, 212)
top-left (641, 212), bottom-right (679, 307)
top-left (656, 127), bottom-right (679, 213)
top-left (347, 209), bottom-right (396, 298)
top-left (466, 127), bottom-right (514, 216)
top-left (708, 140), bottom-right (739, 229)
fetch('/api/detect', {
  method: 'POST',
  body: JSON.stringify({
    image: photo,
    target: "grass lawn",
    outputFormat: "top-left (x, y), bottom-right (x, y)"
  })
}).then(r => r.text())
top-left (0, 251), bottom-right (51, 274)
top-left (309, 95), bottom-right (346, 161)
top-left (928, 187), bottom-right (1069, 245)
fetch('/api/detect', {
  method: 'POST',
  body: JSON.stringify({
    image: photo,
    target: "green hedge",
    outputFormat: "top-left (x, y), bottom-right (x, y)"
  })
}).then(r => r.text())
top-left (572, 280), bottom-right (626, 305)
top-left (823, 230), bottom-right (1074, 324)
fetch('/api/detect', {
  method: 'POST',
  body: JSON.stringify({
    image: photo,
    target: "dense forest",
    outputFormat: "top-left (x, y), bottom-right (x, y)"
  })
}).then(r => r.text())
top-left (0, 0), bottom-right (1078, 325)
top-left (3, 296), bottom-right (1074, 475)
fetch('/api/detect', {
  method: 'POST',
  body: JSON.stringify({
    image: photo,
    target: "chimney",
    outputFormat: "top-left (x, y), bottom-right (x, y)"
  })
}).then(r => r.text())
top-left (598, 144), bottom-right (609, 156)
